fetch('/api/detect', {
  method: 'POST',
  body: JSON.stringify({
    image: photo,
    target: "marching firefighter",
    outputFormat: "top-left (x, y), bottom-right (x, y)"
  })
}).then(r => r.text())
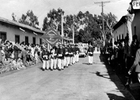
top-left (64, 43), bottom-right (69, 67)
top-left (57, 43), bottom-right (65, 70)
top-left (41, 46), bottom-right (50, 71)
top-left (71, 44), bottom-right (76, 64)
top-left (50, 46), bottom-right (57, 70)
top-left (67, 44), bottom-right (71, 66)
top-left (75, 44), bottom-right (80, 63)
top-left (87, 43), bottom-right (95, 65)
top-left (73, 44), bottom-right (76, 64)
top-left (69, 44), bottom-right (74, 66)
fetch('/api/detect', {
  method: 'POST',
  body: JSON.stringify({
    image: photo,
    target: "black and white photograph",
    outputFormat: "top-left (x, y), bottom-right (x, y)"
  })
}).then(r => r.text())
top-left (0, 0), bottom-right (139, 100)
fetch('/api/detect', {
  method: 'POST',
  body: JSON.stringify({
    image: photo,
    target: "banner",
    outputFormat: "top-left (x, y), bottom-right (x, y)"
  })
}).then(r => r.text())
top-left (42, 28), bottom-right (62, 46)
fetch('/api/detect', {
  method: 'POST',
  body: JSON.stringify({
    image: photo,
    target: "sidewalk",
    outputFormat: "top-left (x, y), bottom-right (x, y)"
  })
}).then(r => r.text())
top-left (116, 69), bottom-right (140, 100)
top-left (129, 83), bottom-right (140, 100)
top-left (99, 54), bottom-right (136, 100)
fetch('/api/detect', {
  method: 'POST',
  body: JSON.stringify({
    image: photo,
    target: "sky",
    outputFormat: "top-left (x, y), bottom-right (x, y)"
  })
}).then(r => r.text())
top-left (0, 0), bottom-right (131, 28)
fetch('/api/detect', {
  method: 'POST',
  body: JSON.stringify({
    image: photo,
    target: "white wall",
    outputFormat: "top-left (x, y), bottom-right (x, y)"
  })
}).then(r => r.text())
top-left (0, 23), bottom-right (44, 44)
top-left (113, 23), bottom-right (128, 41)
top-left (132, 10), bottom-right (140, 41)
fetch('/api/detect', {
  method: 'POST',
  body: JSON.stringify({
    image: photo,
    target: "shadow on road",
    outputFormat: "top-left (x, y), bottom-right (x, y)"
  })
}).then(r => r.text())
top-left (96, 71), bottom-right (110, 79)
top-left (83, 63), bottom-right (90, 65)
top-left (98, 54), bottom-right (133, 100)
top-left (107, 93), bottom-right (126, 100)
top-left (90, 71), bottom-right (110, 79)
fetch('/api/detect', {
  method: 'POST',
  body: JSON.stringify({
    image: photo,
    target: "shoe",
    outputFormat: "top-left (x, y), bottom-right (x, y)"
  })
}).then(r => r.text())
top-left (41, 68), bottom-right (45, 71)
top-left (45, 68), bottom-right (49, 70)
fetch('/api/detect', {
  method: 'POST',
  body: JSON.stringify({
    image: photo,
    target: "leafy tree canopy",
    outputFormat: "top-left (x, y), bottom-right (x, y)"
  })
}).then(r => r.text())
top-left (12, 10), bottom-right (39, 29)
top-left (42, 9), bottom-right (117, 46)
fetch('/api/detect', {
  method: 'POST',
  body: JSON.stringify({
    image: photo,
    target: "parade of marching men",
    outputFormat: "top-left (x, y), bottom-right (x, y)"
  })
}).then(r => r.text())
top-left (41, 42), bottom-right (96, 71)
top-left (41, 43), bottom-right (80, 71)
top-left (1, 0), bottom-right (140, 100)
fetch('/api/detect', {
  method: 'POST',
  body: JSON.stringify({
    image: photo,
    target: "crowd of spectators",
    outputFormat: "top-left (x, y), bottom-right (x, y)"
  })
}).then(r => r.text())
top-left (0, 39), bottom-right (43, 74)
top-left (104, 35), bottom-right (140, 86)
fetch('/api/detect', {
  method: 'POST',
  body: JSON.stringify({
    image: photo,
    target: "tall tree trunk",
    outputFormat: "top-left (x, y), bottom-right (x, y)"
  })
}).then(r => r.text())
top-left (127, 13), bottom-right (134, 46)
top-left (110, 30), bottom-right (114, 48)
top-left (126, 13), bottom-right (135, 56)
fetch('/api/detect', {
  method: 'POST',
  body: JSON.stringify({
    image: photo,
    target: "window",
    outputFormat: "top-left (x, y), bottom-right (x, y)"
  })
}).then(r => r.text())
top-left (15, 35), bottom-right (20, 43)
top-left (134, 26), bottom-right (136, 35)
top-left (122, 34), bottom-right (124, 39)
top-left (40, 38), bottom-right (42, 44)
top-left (117, 36), bottom-right (119, 41)
top-left (33, 37), bottom-right (36, 44)
top-left (119, 35), bottom-right (121, 39)
top-left (0, 32), bottom-right (7, 42)
top-left (25, 36), bottom-right (29, 45)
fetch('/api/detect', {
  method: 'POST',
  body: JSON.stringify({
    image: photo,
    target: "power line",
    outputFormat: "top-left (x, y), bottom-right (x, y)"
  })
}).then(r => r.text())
top-left (94, 1), bottom-right (110, 14)
top-left (94, 1), bottom-right (110, 41)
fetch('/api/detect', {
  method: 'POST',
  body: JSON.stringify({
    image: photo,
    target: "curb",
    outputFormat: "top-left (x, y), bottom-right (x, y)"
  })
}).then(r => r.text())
top-left (116, 75), bottom-right (136, 100)
top-left (0, 63), bottom-right (41, 77)
top-left (101, 54), bottom-right (136, 100)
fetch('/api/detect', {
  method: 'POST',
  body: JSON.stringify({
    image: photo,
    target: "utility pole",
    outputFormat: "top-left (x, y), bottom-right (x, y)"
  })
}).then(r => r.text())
top-left (72, 15), bottom-right (75, 44)
top-left (61, 12), bottom-right (64, 44)
top-left (94, 1), bottom-right (110, 46)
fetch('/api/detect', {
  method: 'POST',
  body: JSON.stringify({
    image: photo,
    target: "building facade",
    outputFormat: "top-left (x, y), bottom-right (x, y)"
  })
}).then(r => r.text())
top-left (113, 0), bottom-right (140, 43)
top-left (0, 17), bottom-right (45, 45)
top-left (113, 16), bottom-right (128, 42)
top-left (131, 10), bottom-right (140, 41)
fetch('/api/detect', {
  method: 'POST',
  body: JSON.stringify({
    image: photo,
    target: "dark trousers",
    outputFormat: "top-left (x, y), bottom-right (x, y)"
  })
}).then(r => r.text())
top-left (126, 56), bottom-right (138, 85)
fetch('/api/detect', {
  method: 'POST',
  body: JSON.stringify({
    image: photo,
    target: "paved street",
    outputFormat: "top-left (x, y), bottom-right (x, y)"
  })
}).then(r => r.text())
top-left (0, 54), bottom-right (135, 100)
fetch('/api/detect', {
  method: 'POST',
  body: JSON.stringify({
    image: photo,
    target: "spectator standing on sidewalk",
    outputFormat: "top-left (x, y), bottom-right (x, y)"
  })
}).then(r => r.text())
top-left (128, 35), bottom-right (140, 84)
top-left (128, 46), bottom-right (140, 83)
top-left (117, 40), bottom-right (125, 74)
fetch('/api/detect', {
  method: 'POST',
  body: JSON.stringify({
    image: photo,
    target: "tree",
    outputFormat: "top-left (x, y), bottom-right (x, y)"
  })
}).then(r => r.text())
top-left (42, 9), bottom-right (117, 45)
top-left (42, 8), bottom-right (64, 32)
top-left (18, 10), bottom-right (39, 28)
top-left (64, 15), bottom-right (73, 38)
top-left (42, 17), bottom-right (49, 31)
top-left (104, 12), bottom-right (117, 47)
top-left (95, 13), bottom-right (117, 47)
top-left (75, 11), bottom-right (102, 43)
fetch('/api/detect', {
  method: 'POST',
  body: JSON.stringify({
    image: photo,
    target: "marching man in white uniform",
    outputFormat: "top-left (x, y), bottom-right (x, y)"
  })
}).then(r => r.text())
top-left (87, 43), bottom-right (95, 65)
top-left (57, 44), bottom-right (64, 70)
top-left (64, 44), bottom-right (69, 67)
top-left (50, 46), bottom-right (57, 70)
top-left (69, 44), bottom-right (73, 66)
top-left (75, 44), bottom-right (80, 62)
top-left (41, 47), bottom-right (50, 71)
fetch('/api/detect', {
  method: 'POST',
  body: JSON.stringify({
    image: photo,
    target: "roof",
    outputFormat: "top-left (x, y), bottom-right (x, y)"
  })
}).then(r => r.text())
top-left (113, 15), bottom-right (128, 31)
top-left (0, 17), bottom-right (73, 40)
top-left (0, 17), bottom-right (46, 34)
